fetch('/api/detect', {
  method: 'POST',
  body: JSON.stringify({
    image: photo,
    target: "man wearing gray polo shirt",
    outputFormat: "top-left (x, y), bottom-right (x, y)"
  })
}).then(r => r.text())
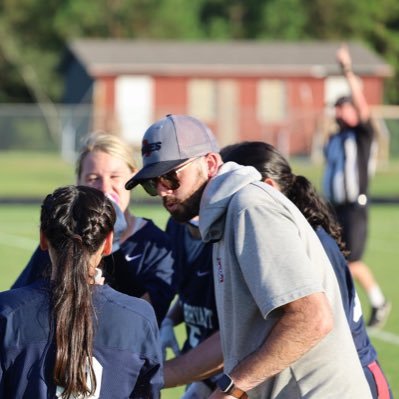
top-left (126, 114), bottom-right (372, 398)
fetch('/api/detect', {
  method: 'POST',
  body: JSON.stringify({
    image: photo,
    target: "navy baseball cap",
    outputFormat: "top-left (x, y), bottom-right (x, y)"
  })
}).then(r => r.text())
top-left (125, 114), bottom-right (219, 190)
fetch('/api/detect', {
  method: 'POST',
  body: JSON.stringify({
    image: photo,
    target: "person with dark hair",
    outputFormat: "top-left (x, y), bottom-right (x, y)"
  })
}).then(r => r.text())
top-left (0, 185), bottom-right (162, 398)
top-left (222, 141), bottom-right (392, 399)
top-left (323, 44), bottom-right (390, 328)
top-left (126, 114), bottom-right (372, 398)
top-left (11, 132), bottom-right (175, 324)
top-left (160, 216), bottom-right (222, 398)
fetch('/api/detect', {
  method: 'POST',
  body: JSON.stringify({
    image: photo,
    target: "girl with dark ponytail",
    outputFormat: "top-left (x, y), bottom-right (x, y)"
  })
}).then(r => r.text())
top-left (0, 185), bottom-right (162, 398)
top-left (221, 141), bottom-right (347, 255)
top-left (221, 141), bottom-right (392, 399)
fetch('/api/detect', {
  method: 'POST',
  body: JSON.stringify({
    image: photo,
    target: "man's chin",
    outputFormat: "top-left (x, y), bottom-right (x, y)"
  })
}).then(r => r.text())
top-left (169, 209), bottom-right (197, 224)
top-left (164, 179), bottom-right (206, 223)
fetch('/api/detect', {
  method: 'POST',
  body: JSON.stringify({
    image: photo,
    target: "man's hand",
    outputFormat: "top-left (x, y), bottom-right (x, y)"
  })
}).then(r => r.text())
top-left (160, 318), bottom-right (180, 361)
top-left (336, 43), bottom-right (370, 121)
top-left (336, 44), bottom-right (352, 71)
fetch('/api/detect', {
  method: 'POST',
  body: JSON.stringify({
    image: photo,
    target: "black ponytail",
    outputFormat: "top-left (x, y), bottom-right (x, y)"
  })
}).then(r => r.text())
top-left (40, 185), bottom-right (115, 398)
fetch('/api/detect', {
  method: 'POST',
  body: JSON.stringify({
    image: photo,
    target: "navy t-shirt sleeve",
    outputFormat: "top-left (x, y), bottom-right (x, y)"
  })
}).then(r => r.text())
top-left (138, 242), bottom-right (176, 324)
top-left (315, 228), bottom-right (351, 311)
top-left (131, 321), bottom-right (163, 398)
top-left (112, 220), bottom-right (176, 324)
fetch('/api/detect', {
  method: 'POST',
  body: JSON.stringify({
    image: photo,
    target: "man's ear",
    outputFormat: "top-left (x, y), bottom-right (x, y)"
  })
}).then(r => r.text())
top-left (102, 232), bottom-right (113, 256)
top-left (39, 231), bottom-right (48, 251)
top-left (205, 152), bottom-right (223, 178)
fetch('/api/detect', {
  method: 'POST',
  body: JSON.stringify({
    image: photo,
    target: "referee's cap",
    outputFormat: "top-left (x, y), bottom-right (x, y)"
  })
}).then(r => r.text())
top-left (125, 114), bottom-right (219, 190)
top-left (334, 95), bottom-right (353, 107)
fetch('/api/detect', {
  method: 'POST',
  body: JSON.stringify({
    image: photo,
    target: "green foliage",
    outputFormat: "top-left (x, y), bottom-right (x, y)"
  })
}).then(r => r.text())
top-left (258, 0), bottom-right (307, 40)
top-left (146, 0), bottom-right (204, 39)
top-left (1, 0), bottom-right (399, 102)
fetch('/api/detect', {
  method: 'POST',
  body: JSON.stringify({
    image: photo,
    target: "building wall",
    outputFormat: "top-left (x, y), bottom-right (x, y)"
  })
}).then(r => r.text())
top-left (89, 72), bottom-right (385, 155)
top-left (362, 76), bottom-right (384, 105)
top-left (92, 76), bottom-right (117, 133)
top-left (154, 77), bottom-right (188, 118)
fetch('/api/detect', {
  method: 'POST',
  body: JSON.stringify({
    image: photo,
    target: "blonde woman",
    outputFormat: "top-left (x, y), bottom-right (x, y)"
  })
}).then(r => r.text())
top-left (12, 133), bottom-right (175, 323)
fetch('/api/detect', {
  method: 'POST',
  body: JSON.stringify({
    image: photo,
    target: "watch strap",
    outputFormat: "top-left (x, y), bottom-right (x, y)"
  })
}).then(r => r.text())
top-left (229, 385), bottom-right (248, 399)
top-left (217, 373), bottom-right (248, 398)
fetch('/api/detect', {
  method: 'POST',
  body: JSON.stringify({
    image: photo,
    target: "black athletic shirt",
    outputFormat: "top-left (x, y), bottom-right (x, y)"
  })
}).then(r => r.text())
top-left (323, 120), bottom-right (374, 204)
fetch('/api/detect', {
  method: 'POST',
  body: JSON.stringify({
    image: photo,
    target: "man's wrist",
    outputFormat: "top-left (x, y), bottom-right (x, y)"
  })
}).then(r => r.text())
top-left (217, 373), bottom-right (248, 398)
top-left (341, 63), bottom-right (352, 74)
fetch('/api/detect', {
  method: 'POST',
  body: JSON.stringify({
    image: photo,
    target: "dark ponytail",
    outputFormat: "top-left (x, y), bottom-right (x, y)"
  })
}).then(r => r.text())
top-left (221, 141), bottom-right (348, 256)
top-left (288, 175), bottom-right (348, 255)
top-left (40, 185), bottom-right (115, 398)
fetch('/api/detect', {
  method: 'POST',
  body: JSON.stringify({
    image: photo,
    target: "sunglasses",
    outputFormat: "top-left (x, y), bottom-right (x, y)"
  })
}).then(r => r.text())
top-left (140, 157), bottom-right (201, 196)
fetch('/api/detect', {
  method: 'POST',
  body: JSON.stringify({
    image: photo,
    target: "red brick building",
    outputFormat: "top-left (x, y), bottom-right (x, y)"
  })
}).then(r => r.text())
top-left (61, 40), bottom-right (392, 155)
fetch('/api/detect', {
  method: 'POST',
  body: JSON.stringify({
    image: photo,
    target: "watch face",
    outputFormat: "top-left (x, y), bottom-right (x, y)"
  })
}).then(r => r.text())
top-left (217, 374), bottom-right (234, 392)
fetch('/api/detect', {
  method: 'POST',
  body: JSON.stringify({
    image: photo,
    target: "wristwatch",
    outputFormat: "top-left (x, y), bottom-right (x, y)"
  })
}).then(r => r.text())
top-left (217, 373), bottom-right (248, 398)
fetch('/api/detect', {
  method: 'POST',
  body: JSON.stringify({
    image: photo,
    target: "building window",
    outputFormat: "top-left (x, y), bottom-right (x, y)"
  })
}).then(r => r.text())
top-left (257, 79), bottom-right (286, 123)
top-left (188, 79), bottom-right (216, 121)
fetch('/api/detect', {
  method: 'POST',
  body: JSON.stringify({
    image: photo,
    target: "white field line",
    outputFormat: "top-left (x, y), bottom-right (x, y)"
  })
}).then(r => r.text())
top-left (368, 329), bottom-right (399, 346)
top-left (0, 232), bottom-right (37, 251)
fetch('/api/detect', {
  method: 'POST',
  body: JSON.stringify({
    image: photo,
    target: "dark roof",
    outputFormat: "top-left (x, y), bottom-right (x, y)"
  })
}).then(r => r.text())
top-left (67, 39), bottom-right (393, 78)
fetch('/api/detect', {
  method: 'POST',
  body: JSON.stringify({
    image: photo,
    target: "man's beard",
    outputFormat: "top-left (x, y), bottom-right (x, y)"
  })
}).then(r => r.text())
top-left (163, 180), bottom-right (207, 223)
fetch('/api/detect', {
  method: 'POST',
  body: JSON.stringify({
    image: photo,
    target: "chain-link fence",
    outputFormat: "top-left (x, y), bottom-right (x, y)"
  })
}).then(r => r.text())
top-left (0, 104), bottom-right (92, 159)
top-left (0, 104), bottom-right (398, 164)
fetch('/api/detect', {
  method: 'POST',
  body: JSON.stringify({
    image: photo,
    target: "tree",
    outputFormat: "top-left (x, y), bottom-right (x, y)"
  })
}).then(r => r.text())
top-left (1, 0), bottom-right (399, 103)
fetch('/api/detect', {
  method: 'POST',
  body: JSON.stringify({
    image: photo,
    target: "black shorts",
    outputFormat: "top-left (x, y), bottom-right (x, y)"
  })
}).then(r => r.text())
top-left (334, 202), bottom-right (368, 262)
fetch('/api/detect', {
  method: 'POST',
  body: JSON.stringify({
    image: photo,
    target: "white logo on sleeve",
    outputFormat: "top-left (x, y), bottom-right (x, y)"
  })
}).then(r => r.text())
top-left (125, 254), bottom-right (142, 262)
top-left (56, 356), bottom-right (103, 398)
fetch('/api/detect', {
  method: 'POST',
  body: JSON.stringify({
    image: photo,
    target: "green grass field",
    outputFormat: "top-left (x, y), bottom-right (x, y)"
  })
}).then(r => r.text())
top-left (0, 151), bottom-right (398, 199)
top-left (0, 151), bottom-right (398, 397)
top-left (1, 203), bottom-right (398, 397)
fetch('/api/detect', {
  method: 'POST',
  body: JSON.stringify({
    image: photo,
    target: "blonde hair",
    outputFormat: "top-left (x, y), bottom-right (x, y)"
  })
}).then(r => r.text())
top-left (76, 132), bottom-right (137, 178)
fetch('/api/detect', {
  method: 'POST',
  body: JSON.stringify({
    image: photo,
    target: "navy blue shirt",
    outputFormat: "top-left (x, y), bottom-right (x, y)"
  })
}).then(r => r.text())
top-left (0, 280), bottom-right (163, 398)
top-left (166, 219), bottom-right (218, 354)
top-left (12, 219), bottom-right (175, 324)
top-left (316, 227), bottom-right (376, 367)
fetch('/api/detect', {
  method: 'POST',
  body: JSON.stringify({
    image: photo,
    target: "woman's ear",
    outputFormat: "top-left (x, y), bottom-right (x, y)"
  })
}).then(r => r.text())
top-left (264, 177), bottom-right (279, 189)
top-left (102, 232), bottom-right (113, 256)
top-left (39, 231), bottom-right (48, 251)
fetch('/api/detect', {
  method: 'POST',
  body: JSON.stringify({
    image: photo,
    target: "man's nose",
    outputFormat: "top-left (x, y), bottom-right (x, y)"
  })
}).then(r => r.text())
top-left (156, 180), bottom-right (174, 197)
